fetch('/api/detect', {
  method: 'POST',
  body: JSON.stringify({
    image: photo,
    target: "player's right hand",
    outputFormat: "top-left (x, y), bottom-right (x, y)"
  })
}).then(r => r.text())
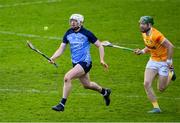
top-left (49, 58), bottom-right (55, 64)
top-left (134, 49), bottom-right (143, 55)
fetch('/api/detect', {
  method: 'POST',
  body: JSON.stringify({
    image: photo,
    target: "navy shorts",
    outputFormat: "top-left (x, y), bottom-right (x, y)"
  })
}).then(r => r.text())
top-left (73, 62), bottom-right (92, 73)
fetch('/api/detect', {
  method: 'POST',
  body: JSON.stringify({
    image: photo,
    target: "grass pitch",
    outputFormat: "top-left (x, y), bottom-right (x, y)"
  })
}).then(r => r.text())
top-left (0, 0), bottom-right (180, 122)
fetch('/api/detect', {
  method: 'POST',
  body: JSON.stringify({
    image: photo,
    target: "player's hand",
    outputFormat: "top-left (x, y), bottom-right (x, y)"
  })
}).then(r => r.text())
top-left (49, 57), bottom-right (55, 64)
top-left (134, 49), bottom-right (143, 55)
top-left (100, 60), bottom-right (109, 70)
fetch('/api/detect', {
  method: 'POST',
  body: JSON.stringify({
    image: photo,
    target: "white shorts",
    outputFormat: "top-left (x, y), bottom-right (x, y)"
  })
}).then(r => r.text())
top-left (146, 60), bottom-right (169, 77)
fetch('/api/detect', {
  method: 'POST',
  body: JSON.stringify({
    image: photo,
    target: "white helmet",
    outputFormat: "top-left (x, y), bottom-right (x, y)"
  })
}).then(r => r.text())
top-left (69, 14), bottom-right (84, 27)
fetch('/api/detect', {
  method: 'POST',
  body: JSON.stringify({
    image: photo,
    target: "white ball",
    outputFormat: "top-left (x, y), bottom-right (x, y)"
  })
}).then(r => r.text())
top-left (44, 26), bottom-right (48, 31)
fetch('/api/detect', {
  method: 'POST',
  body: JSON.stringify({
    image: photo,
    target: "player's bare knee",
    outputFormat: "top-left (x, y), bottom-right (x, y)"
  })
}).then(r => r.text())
top-left (64, 75), bottom-right (71, 83)
top-left (64, 77), bottom-right (68, 83)
top-left (159, 89), bottom-right (164, 92)
top-left (158, 86), bottom-right (165, 92)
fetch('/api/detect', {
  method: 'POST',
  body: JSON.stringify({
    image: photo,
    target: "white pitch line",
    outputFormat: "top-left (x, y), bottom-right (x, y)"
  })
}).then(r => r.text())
top-left (0, 88), bottom-right (57, 94)
top-left (0, 30), bottom-right (180, 49)
top-left (0, 88), bottom-right (180, 100)
top-left (0, 30), bottom-right (61, 40)
top-left (0, 0), bottom-right (62, 8)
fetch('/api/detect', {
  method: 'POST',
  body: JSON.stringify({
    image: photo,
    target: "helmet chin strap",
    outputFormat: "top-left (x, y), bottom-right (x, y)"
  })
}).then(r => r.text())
top-left (72, 26), bottom-right (81, 31)
top-left (72, 23), bottom-right (82, 31)
top-left (142, 27), bottom-right (151, 33)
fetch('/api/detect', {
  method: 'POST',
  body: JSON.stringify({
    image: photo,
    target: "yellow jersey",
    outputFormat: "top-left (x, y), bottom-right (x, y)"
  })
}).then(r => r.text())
top-left (142, 27), bottom-right (167, 61)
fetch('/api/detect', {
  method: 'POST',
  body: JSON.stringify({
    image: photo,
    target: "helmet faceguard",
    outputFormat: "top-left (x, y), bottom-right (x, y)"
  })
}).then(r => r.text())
top-left (69, 14), bottom-right (84, 27)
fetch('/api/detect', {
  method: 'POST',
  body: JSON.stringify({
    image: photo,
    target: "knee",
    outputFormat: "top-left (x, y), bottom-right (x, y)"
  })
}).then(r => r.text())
top-left (158, 85), bottom-right (165, 92)
top-left (64, 74), bottom-right (71, 83)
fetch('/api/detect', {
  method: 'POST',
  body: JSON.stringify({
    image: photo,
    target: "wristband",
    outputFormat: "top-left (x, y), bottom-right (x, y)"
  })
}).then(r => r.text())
top-left (166, 59), bottom-right (173, 65)
top-left (141, 49), bottom-right (145, 54)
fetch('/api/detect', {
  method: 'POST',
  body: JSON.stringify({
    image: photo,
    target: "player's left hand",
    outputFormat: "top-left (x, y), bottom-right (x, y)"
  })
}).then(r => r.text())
top-left (49, 57), bottom-right (55, 64)
top-left (101, 60), bottom-right (109, 70)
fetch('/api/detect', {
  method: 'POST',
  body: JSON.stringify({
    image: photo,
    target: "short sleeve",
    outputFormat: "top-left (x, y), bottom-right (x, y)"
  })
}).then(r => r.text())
top-left (63, 31), bottom-right (69, 44)
top-left (86, 30), bottom-right (98, 43)
top-left (154, 31), bottom-right (165, 44)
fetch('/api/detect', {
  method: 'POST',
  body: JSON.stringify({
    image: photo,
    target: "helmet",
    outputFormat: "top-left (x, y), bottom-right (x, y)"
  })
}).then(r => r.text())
top-left (139, 16), bottom-right (154, 25)
top-left (69, 14), bottom-right (84, 27)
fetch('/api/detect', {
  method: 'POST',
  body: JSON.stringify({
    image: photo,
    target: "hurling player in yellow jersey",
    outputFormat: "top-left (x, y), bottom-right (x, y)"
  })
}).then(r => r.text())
top-left (134, 16), bottom-right (176, 113)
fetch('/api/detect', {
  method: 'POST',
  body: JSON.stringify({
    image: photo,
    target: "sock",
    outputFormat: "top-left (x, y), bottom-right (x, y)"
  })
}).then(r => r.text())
top-left (169, 71), bottom-right (173, 80)
top-left (152, 101), bottom-right (160, 109)
top-left (101, 88), bottom-right (107, 96)
top-left (60, 98), bottom-right (67, 107)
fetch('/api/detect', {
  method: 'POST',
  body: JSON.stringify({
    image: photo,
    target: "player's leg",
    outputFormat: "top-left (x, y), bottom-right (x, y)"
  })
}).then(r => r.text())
top-left (144, 68), bottom-right (161, 113)
top-left (144, 68), bottom-right (157, 102)
top-left (79, 73), bottom-right (111, 106)
top-left (79, 73), bottom-right (101, 92)
top-left (63, 64), bottom-right (85, 98)
top-left (52, 64), bottom-right (85, 111)
top-left (158, 76), bottom-right (168, 92)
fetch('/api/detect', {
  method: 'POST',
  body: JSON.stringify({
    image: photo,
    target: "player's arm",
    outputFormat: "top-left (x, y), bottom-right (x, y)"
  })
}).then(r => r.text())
top-left (49, 43), bottom-right (67, 63)
top-left (134, 47), bottom-right (149, 55)
top-left (94, 40), bottom-right (108, 69)
top-left (161, 38), bottom-right (174, 65)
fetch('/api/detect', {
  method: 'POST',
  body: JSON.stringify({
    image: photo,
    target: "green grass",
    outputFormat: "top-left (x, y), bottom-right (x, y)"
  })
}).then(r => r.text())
top-left (0, 0), bottom-right (180, 122)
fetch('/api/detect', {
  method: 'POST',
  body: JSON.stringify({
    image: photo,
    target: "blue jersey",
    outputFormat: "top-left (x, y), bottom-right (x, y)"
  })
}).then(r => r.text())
top-left (63, 27), bottom-right (97, 63)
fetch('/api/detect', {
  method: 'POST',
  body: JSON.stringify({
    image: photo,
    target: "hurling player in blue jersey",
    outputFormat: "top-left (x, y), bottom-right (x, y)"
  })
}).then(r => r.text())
top-left (49, 14), bottom-right (111, 112)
